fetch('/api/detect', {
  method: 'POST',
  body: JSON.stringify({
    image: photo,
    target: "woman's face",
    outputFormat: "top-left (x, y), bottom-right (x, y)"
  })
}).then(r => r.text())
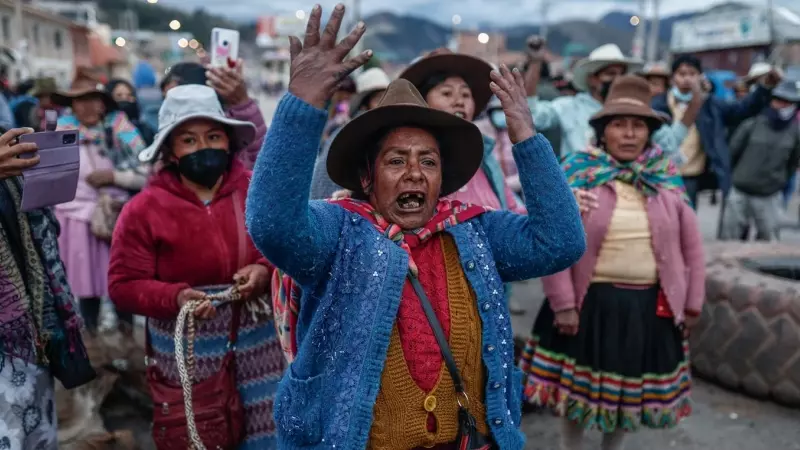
top-left (425, 76), bottom-right (476, 122)
top-left (646, 76), bottom-right (668, 97)
top-left (368, 127), bottom-right (442, 230)
top-left (72, 95), bottom-right (105, 127)
top-left (112, 83), bottom-right (135, 103)
top-left (167, 118), bottom-right (230, 161)
top-left (603, 116), bottom-right (650, 162)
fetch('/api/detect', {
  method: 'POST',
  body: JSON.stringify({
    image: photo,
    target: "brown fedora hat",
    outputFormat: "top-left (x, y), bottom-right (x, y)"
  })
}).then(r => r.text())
top-left (399, 49), bottom-right (494, 113)
top-left (52, 68), bottom-right (117, 111)
top-left (327, 78), bottom-right (484, 197)
top-left (589, 75), bottom-right (666, 128)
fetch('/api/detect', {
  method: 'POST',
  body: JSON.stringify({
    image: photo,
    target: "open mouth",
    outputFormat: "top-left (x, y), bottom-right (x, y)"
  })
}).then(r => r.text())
top-left (397, 192), bottom-right (425, 210)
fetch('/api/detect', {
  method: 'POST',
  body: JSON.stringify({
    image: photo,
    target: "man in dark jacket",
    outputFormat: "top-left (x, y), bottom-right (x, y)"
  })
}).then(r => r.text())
top-left (651, 55), bottom-right (781, 208)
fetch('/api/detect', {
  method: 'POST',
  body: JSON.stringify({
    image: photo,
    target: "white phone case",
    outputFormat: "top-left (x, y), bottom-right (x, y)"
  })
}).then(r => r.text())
top-left (210, 28), bottom-right (240, 67)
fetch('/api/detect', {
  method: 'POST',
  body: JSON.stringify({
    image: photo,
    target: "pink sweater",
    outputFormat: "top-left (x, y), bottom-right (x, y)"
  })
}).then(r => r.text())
top-left (227, 99), bottom-right (268, 170)
top-left (542, 182), bottom-right (705, 324)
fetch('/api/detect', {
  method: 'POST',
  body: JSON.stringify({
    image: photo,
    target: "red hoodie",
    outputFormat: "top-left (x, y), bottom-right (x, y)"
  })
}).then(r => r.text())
top-left (108, 159), bottom-right (270, 320)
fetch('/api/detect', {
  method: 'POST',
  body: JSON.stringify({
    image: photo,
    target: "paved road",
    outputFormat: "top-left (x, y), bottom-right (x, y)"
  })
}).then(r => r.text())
top-left (257, 93), bottom-right (800, 447)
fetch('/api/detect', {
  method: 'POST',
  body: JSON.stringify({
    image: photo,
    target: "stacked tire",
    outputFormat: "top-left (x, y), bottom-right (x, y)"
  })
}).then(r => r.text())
top-left (691, 243), bottom-right (800, 407)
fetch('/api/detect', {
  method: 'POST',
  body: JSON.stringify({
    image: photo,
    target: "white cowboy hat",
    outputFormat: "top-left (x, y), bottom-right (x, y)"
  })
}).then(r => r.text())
top-left (743, 62), bottom-right (772, 84)
top-left (138, 84), bottom-right (256, 162)
top-left (571, 44), bottom-right (644, 92)
top-left (349, 68), bottom-right (392, 115)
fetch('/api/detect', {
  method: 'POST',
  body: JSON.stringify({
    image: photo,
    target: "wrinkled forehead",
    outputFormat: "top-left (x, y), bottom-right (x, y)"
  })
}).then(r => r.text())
top-left (378, 126), bottom-right (441, 152)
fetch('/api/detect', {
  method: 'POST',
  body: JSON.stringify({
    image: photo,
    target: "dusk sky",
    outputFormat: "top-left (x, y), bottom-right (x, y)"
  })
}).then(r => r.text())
top-left (155, 0), bottom-right (792, 25)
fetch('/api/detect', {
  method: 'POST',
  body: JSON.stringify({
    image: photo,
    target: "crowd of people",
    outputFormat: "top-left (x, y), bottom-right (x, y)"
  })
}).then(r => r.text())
top-left (0, 2), bottom-right (799, 450)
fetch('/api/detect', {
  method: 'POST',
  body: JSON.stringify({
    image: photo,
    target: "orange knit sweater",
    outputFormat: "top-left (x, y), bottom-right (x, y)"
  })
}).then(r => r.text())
top-left (368, 236), bottom-right (488, 449)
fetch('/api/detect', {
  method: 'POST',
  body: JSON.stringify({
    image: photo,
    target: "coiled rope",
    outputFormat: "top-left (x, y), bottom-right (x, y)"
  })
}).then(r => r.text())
top-left (173, 286), bottom-right (242, 450)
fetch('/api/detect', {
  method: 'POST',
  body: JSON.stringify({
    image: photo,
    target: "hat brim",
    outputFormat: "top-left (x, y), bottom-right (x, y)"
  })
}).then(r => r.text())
top-left (52, 89), bottom-right (118, 111)
top-left (588, 103), bottom-right (667, 129)
top-left (399, 53), bottom-right (494, 113)
top-left (637, 70), bottom-right (670, 80)
top-left (138, 113), bottom-right (257, 162)
top-left (773, 92), bottom-right (800, 103)
top-left (572, 58), bottom-right (645, 92)
top-left (327, 104), bottom-right (484, 197)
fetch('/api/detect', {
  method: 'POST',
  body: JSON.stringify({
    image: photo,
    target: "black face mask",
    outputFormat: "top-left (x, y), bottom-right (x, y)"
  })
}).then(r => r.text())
top-left (599, 80), bottom-right (614, 101)
top-left (176, 148), bottom-right (229, 189)
top-left (117, 101), bottom-right (140, 122)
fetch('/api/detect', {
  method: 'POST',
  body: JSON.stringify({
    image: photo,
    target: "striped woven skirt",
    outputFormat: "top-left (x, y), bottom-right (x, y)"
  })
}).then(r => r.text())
top-left (519, 283), bottom-right (692, 433)
top-left (147, 287), bottom-right (285, 449)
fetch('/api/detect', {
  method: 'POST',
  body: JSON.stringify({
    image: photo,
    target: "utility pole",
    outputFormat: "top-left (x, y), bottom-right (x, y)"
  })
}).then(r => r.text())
top-left (12, 0), bottom-right (25, 83)
top-left (540, 0), bottom-right (552, 42)
top-left (631, 0), bottom-right (647, 59)
top-left (766, 0), bottom-right (778, 64)
top-left (646, 0), bottom-right (661, 62)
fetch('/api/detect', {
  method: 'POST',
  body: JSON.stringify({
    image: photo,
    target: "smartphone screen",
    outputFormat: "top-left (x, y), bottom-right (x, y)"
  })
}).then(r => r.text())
top-left (211, 28), bottom-right (240, 67)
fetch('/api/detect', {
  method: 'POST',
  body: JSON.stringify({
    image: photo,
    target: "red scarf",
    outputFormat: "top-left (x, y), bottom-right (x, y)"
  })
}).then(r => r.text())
top-left (271, 198), bottom-right (489, 362)
top-left (329, 198), bottom-right (489, 275)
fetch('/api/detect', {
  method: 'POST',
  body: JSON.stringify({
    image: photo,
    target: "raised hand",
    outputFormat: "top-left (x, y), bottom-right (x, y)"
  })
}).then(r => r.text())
top-left (489, 65), bottom-right (536, 144)
top-left (525, 35), bottom-right (547, 62)
top-left (288, 3), bottom-right (372, 109)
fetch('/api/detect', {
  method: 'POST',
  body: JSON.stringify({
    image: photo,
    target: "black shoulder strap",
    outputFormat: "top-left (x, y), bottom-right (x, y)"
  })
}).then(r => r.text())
top-left (105, 125), bottom-right (114, 151)
top-left (407, 272), bottom-right (465, 394)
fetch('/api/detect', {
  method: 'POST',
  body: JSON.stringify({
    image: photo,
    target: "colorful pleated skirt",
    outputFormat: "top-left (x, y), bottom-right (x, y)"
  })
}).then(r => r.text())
top-left (519, 283), bottom-right (692, 432)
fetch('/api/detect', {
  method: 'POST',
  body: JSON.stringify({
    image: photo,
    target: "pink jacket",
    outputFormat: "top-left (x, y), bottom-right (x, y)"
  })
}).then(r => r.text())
top-left (227, 99), bottom-right (267, 170)
top-left (542, 182), bottom-right (705, 324)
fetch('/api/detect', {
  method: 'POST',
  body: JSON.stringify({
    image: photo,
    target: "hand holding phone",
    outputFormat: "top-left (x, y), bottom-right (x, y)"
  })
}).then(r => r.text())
top-left (0, 128), bottom-right (39, 178)
top-left (17, 129), bottom-right (80, 211)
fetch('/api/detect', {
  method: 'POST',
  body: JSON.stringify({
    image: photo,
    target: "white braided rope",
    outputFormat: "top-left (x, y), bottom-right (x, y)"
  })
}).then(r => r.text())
top-left (174, 300), bottom-right (206, 450)
top-left (172, 285), bottom-right (270, 450)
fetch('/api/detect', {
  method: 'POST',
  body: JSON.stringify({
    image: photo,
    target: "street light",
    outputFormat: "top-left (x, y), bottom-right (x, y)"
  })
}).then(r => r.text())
top-left (452, 14), bottom-right (461, 25)
top-left (169, 20), bottom-right (181, 31)
top-left (477, 33), bottom-right (489, 44)
top-left (147, 0), bottom-right (158, 3)
top-left (115, 37), bottom-right (126, 47)
top-left (630, 15), bottom-right (640, 26)
top-left (178, 38), bottom-right (188, 48)
top-left (295, 9), bottom-right (306, 20)
top-left (189, 39), bottom-right (199, 49)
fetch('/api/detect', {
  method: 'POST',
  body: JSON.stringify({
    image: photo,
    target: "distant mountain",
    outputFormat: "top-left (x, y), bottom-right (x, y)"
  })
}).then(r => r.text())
top-left (236, 6), bottom-right (725, 63)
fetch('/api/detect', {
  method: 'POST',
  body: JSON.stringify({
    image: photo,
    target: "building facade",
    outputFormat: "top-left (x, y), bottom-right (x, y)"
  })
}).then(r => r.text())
top-left (670, 3), bottom-right (800, 74)
top-left (0, 0), bottom-right (84, 84)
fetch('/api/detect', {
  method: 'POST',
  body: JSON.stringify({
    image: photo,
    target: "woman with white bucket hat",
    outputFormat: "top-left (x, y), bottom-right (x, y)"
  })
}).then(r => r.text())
top-left (523, 42), bottom-right (693, 161)
top-left (108, 84), bottom-right (284, 450)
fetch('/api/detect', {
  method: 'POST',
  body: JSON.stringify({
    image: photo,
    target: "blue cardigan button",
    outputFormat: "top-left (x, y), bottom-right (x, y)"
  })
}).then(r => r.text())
top-left (486, 345), bottom-right (495, 352)
top-left (482, 303), bottom-right (491, 311)
top-left (466, 261), bottom-right (475, 270)
top-left (493, 418), bottom-right (503, 426)
top-left (492, 382), bottom-right (501, 389)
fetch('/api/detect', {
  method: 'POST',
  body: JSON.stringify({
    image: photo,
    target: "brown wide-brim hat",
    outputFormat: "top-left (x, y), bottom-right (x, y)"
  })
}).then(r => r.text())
top-left (399, 49), bottom-right (494, 113)
top-left (637, 62), bottom-right (670, 80)
top-left (52, 69), bottom-right (117, 111)
top-left (589, 75), bottom-right (666, 129)
top-left (328, 78), bottom-right (484, 197)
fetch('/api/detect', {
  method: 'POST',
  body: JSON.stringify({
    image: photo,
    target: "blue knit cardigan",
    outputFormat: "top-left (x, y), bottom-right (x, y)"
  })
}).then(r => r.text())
top-left (246, 94), bottom-right (585, 450)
